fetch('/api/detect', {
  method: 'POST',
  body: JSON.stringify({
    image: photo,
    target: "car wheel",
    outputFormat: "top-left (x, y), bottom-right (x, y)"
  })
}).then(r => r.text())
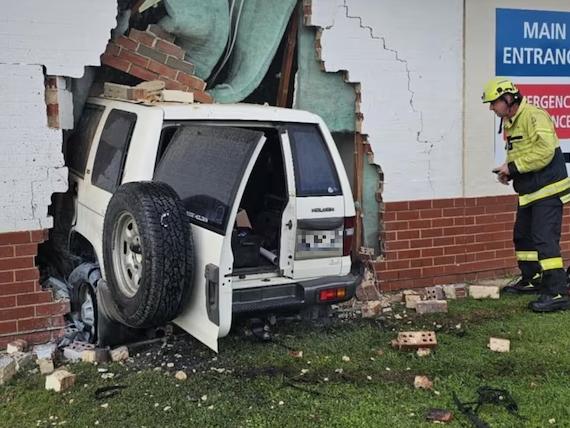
top-left (103, 181), bottom-right (194, 328)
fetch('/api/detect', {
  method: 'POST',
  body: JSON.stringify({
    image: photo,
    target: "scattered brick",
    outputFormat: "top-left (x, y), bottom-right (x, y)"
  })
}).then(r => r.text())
top-left (12, 351), bottom-right (33, 371)
top-left (488, 337), bottom-right (510, 353)
top-left (6, 338), bottom-right (28, 354)
top-left (45, 369), bottom-right (76, 392)
top-left (415, 300), bottom-right (448, 314)
top-left (426, 409), bottom-right (454, 423)
top-left (63, 341), bottom-right (95, 362)
top-left (425, 285), bottom-right (445, 300)
top-left (414, 375), bottom-right (433, 390)
top-left (391, 331), bottom-right (437, 350)
top-left (0, 356), bottom-right (16, 385)
top-left (416, 348), bottom-right (431, 357)
top-left (405, 294), bottom-right (422, 309)
top-left (37, 358), bottom-right (55, 375)
top-left (82, 348), bottom-right (110, 364)
top-left (110, 345), bottom-right (129, 362)
top-left (361, 301), bottom-right (382, 318)
top-left (33, 342), bottom-right (57, 360)
top-left (469, 285), bottom-right (500, 300)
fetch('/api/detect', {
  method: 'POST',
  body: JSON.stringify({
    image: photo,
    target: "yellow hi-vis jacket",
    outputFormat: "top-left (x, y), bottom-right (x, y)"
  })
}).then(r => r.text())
top-left (505, 98), bottom-right (570, 207)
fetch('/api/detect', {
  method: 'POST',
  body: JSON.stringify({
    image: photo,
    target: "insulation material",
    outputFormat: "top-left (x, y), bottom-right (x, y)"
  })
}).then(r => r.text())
top-left (160, 0), bottom-right (230, 80)
top-left (294, 20), bottom-right (356, 133)
top-left (209, 0), bottom-right (297, 103)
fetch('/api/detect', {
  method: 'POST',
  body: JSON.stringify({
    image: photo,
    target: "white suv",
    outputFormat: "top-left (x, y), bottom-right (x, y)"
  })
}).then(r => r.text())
top-left (65, 94), bottom-right (360, 351)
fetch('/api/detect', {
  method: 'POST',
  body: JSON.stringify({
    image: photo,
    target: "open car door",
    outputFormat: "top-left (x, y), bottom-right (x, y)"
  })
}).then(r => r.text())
top-left (154, 125), bottom-right (266, 352)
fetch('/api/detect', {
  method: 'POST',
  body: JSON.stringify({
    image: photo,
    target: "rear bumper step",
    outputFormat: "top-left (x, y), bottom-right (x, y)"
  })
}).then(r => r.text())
top-left (232, 269), bottom-right (362, 314)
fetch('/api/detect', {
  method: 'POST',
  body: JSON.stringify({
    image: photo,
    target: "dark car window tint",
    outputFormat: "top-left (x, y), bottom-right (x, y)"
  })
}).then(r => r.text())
top-left (154, 126), bottom-right (264, 234)
top-left (92, 110), bottom-right (136, 193)
top-left (287, 124), bottom-right (341, 196)
top-left (65, 104), bottom-right (104, 176)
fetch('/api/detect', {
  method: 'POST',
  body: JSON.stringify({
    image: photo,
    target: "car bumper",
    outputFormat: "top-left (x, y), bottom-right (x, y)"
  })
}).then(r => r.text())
top-left (232, 265), bottom-right (362, 314)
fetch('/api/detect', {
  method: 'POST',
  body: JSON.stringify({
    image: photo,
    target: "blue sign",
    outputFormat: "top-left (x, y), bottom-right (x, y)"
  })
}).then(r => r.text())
top-left (496, 8), bottom-right (570, 76)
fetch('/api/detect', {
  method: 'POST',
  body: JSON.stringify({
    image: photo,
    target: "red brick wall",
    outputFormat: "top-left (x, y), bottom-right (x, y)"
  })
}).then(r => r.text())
top-left (374, 195), bottom-right (570, 291)
top-left (0, 230), bottom-right (68, 348)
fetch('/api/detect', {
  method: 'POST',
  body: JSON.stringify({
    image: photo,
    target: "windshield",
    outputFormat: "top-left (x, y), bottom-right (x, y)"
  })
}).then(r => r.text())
top-left (154, 125), bottom-right (265, 233)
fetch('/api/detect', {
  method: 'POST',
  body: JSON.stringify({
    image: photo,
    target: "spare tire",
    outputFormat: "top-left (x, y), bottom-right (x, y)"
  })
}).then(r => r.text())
top-left (102, 181), bottom-right (194, 328)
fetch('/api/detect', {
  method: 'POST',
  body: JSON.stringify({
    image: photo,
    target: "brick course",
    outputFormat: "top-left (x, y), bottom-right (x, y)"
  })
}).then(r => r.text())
top-left (100, 26), bottom-right (212, 103)
top-left (373, 195), bottom-right (555, 291)
top-left (0, 230), bottom-right (68, 346)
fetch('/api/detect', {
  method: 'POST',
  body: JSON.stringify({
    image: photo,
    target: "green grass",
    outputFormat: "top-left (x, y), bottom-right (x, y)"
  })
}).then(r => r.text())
top-left (2, 295), bottom-right (570, 427)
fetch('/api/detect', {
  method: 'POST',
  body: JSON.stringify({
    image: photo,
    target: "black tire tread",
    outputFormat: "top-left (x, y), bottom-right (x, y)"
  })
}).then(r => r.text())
top-left (103, 181), bottom-right (194, 328)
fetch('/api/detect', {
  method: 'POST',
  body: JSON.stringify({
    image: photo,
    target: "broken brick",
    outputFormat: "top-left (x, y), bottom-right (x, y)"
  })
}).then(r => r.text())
top-left (37, 358), bottom-right (55, 375)
top-left (0, 356), bottom-right (16, 385)
top-left (6, 338), bottom-right (28, 354)
top-left (414, 375), bottom-right (433, 390)
top-left (361, 301), bottom-right (382, 318)
top-left (469, 285), bottom-right (500, 299)
top-left (405, 294), bottom-right (422, 309)
top-left (110, 346), bottom-right (129, 362)
top-left (45, 370), bottom-right (76, 392)
top-left (415, 300), bottom-right (448, 314)
top-left (426, 408), bottom-right (453, 423)
top-left (488, 337), bottom-right (510, 353)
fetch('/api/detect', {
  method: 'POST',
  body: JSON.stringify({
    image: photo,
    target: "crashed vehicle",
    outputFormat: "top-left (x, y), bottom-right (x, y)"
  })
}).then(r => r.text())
top-left (63, 92), bottom-right (360, 351)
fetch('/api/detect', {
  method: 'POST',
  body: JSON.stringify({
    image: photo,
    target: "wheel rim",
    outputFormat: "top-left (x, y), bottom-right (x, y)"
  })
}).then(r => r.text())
top-left (112, 211), bottom-right (143, 298)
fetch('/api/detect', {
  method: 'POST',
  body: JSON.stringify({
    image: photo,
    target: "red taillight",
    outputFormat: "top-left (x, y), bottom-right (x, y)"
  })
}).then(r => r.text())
top-left (343, 216), bottom-right (355, 256)
top-left (319, 287), bottom-right (347, 302)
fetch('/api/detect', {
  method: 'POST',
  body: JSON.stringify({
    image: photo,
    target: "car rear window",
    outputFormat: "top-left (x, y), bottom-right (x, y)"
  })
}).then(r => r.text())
top-left (91, 109), bottom-right (136, 193)
top-left (287, 124), bottom-right (341, 197)
top-left (154, 125), bottom-right (265, 234)
top-left (65, 104), bottom-right (104, 177)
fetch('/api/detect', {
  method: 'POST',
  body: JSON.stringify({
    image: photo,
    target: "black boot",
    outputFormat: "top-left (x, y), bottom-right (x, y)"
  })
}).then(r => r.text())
top-left (502, 273), bottom-right (542, 294)
top-left (529, 294), bottom-right (570, 312)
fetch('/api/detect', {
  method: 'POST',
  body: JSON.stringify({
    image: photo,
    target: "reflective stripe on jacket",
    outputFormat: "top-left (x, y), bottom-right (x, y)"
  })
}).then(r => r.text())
top-left (505, 98), bottom-right (570, 207)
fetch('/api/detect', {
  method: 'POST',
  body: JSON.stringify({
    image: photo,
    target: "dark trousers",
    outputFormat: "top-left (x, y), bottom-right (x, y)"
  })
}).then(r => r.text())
top-left (514, 197), bottom-right (567, 295)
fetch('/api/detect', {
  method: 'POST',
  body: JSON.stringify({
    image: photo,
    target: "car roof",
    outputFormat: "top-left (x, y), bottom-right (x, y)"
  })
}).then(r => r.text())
top-left (87, 96), bottom-right (322, 124)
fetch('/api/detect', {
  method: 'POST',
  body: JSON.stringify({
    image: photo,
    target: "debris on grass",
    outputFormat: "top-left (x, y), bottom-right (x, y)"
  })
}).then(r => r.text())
top-left (414, 375), bottom-right (433, 390)
top-left (469, 285), bottom-right (500, 299)
top-left (288, 350), bottom-right (303, 359)
top-left (175, 371), bottom-right (187, 381)
top-left (0, 355), bottom-right (17, 385)
top-left (391, 331), bottom-right (437, 351)
top-left (45, 369), bottom-right (76, 392)
top-left (416, 348), bottom-right (431, 357)
top-left (415, 300), bottom-right (448, 314)
top-left (425, 408), bottom-right (453, 423)
top-left (488, 337), bottom-right (510, 353)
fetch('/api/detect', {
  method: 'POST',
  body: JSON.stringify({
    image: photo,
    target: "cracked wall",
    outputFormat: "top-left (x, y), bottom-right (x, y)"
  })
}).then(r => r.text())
top-left (0, 1), bottom-right (117, 233)
top-left (309, 0), bottom-right (463, 202)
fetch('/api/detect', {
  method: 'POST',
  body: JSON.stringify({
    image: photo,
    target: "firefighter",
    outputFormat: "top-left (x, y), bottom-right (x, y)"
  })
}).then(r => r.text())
top-left (482, 77), bottom-right (570, 312)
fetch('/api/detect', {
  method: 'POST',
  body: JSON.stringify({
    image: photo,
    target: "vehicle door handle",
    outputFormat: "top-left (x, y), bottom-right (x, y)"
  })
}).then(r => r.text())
top-left (286, 220), bottom-right (293, 230)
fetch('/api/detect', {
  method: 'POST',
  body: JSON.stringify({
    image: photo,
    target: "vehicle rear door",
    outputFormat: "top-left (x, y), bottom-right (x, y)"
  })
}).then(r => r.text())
top-left (281, 123), bottom-right (349, 279)
top-left (154, 125), bottom-right (266, 352)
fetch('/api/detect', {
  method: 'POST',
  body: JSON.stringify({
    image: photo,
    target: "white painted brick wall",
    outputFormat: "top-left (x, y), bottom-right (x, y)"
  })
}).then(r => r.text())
top-left (0, 2), bottom-right (116, 233)
top-left (311, 0), bottom-right (463, 202)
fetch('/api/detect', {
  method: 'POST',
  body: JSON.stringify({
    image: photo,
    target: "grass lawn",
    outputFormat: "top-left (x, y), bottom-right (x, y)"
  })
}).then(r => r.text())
top-left (2, 293), bottom-right (570, 427)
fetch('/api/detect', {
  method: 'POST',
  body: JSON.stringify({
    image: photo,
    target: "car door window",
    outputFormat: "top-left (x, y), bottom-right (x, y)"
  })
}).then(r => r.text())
top-left (65, 104), bottom-right (104, 177)
top-left (287, 124), bottom-right (341, 196)
top-left (154, 125), bottom-right (265, 234)
top-left (92, 109), bottom-right (137, 193)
